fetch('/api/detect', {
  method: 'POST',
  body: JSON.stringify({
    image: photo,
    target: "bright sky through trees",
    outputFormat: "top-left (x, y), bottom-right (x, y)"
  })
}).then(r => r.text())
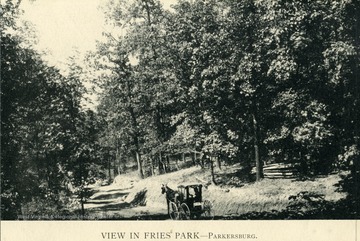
top-left (20, 0), bottom-right (177, 69)
top-left (20, 0), bottom-right (105, 68)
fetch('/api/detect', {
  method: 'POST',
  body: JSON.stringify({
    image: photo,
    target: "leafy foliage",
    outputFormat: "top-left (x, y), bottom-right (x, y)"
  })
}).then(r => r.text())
top-left (1, 1), bottom-right (103, 219)
top-left (92, 0), bottom-right (359, 180)
top-left (1, 0), bottom-right (359, 219)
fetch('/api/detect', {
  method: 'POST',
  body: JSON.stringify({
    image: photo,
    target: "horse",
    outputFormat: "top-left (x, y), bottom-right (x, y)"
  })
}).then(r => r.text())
top-left (161, 184), bottom-right (179, 216)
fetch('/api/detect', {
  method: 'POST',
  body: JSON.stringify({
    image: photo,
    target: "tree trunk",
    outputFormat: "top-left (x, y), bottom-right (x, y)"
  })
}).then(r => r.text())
top-left (135, 150), bottom-right (144, 179)
top-left (252, 114), bottom-right (263, 181)
top-left (201, 158), bottom-right (205, 169)
top-left (115, 145), bottom-right (121, 175)
top-left (192, 152), bottom-right (197, 166)
top-left (159, 152), bottom-right (166, 173)
top-left (216, 155), bottom-right (221, 170)
top-left (166, 155), bottom-right (170, 172)
top-left (113, 158), bottom-right (118, 176)
top-left (210, 157), bottom-right (217, 185)
top-left (150, 157), bottom-right (155, 176)
top-left (108, 159), bottom-right (112, 181)
top-left (175, 157), bottom-right (180, 170)
top-left (81, 198), bottom-right (85, 219)
top-left (126, 78), bottom-right (143, 179)
top-left (299, 151), bottom-right (309, 176)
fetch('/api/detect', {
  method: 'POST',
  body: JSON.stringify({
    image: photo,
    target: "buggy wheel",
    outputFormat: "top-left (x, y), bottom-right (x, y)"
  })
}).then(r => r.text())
top-left (169, 201), bottom-right (179, 220)
top-left (202, 200), bottom-right (214, 219)
top-left (180, 203), bottom-right (191, 220)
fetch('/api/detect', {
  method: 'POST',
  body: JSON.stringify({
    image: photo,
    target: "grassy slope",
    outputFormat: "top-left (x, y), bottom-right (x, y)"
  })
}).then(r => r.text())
top-left (118, 166), bottom-right (346, 217)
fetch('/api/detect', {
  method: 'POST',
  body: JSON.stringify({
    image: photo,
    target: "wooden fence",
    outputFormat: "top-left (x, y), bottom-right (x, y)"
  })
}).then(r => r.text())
top-left (262, 163), bottom-right (299, 179)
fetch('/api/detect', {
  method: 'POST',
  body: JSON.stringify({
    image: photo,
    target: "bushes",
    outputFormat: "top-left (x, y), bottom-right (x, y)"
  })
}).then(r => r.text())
top-left (20, 194), bottom-right (73, 220)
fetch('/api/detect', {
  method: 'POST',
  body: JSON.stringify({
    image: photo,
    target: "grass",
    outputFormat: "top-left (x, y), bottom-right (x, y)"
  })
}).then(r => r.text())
top-left (115, 166), bottom-right (347, 218)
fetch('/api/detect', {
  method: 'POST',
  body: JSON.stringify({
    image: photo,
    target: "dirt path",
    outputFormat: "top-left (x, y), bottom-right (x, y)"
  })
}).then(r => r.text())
top-left (84, 180), bottom-right (168, 219)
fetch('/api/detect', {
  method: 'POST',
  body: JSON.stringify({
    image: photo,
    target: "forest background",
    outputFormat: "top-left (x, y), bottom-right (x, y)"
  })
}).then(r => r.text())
top-left (1, 0), bottom-right (359, 219)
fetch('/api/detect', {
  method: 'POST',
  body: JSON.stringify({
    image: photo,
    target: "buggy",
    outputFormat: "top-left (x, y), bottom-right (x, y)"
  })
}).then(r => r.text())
top-left (168, 183), bottom-right (214, 220)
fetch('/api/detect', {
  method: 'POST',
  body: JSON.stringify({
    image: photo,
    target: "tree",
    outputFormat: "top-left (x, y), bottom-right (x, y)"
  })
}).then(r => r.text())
top-left (254, 0), bottom-right (359, 175)
top-left (95, 0), bottom-right (181, 177)
top-left (1, 1), bottom-right (102, 218)
top-left (163, 0), bottom-right (269, 180)
top-left (92, 0), bottom-right (359, 183)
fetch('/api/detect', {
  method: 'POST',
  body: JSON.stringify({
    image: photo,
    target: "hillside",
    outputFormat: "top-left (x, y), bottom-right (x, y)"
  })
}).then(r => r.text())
top-left (84, 166), bottom-right (347, 219)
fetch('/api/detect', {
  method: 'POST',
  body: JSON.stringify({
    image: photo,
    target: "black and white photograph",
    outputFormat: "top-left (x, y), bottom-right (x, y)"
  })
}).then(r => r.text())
top-left (1, 0), bottom-right (359, 239)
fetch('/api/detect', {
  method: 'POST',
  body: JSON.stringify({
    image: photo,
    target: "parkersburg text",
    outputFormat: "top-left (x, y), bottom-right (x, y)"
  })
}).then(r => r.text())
top-left (208, 233), bottom-right (257, 239)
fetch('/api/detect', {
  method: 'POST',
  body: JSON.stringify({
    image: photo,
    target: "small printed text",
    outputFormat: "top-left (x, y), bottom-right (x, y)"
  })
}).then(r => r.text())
top-left (100, 232), bottom-right (257, 240)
